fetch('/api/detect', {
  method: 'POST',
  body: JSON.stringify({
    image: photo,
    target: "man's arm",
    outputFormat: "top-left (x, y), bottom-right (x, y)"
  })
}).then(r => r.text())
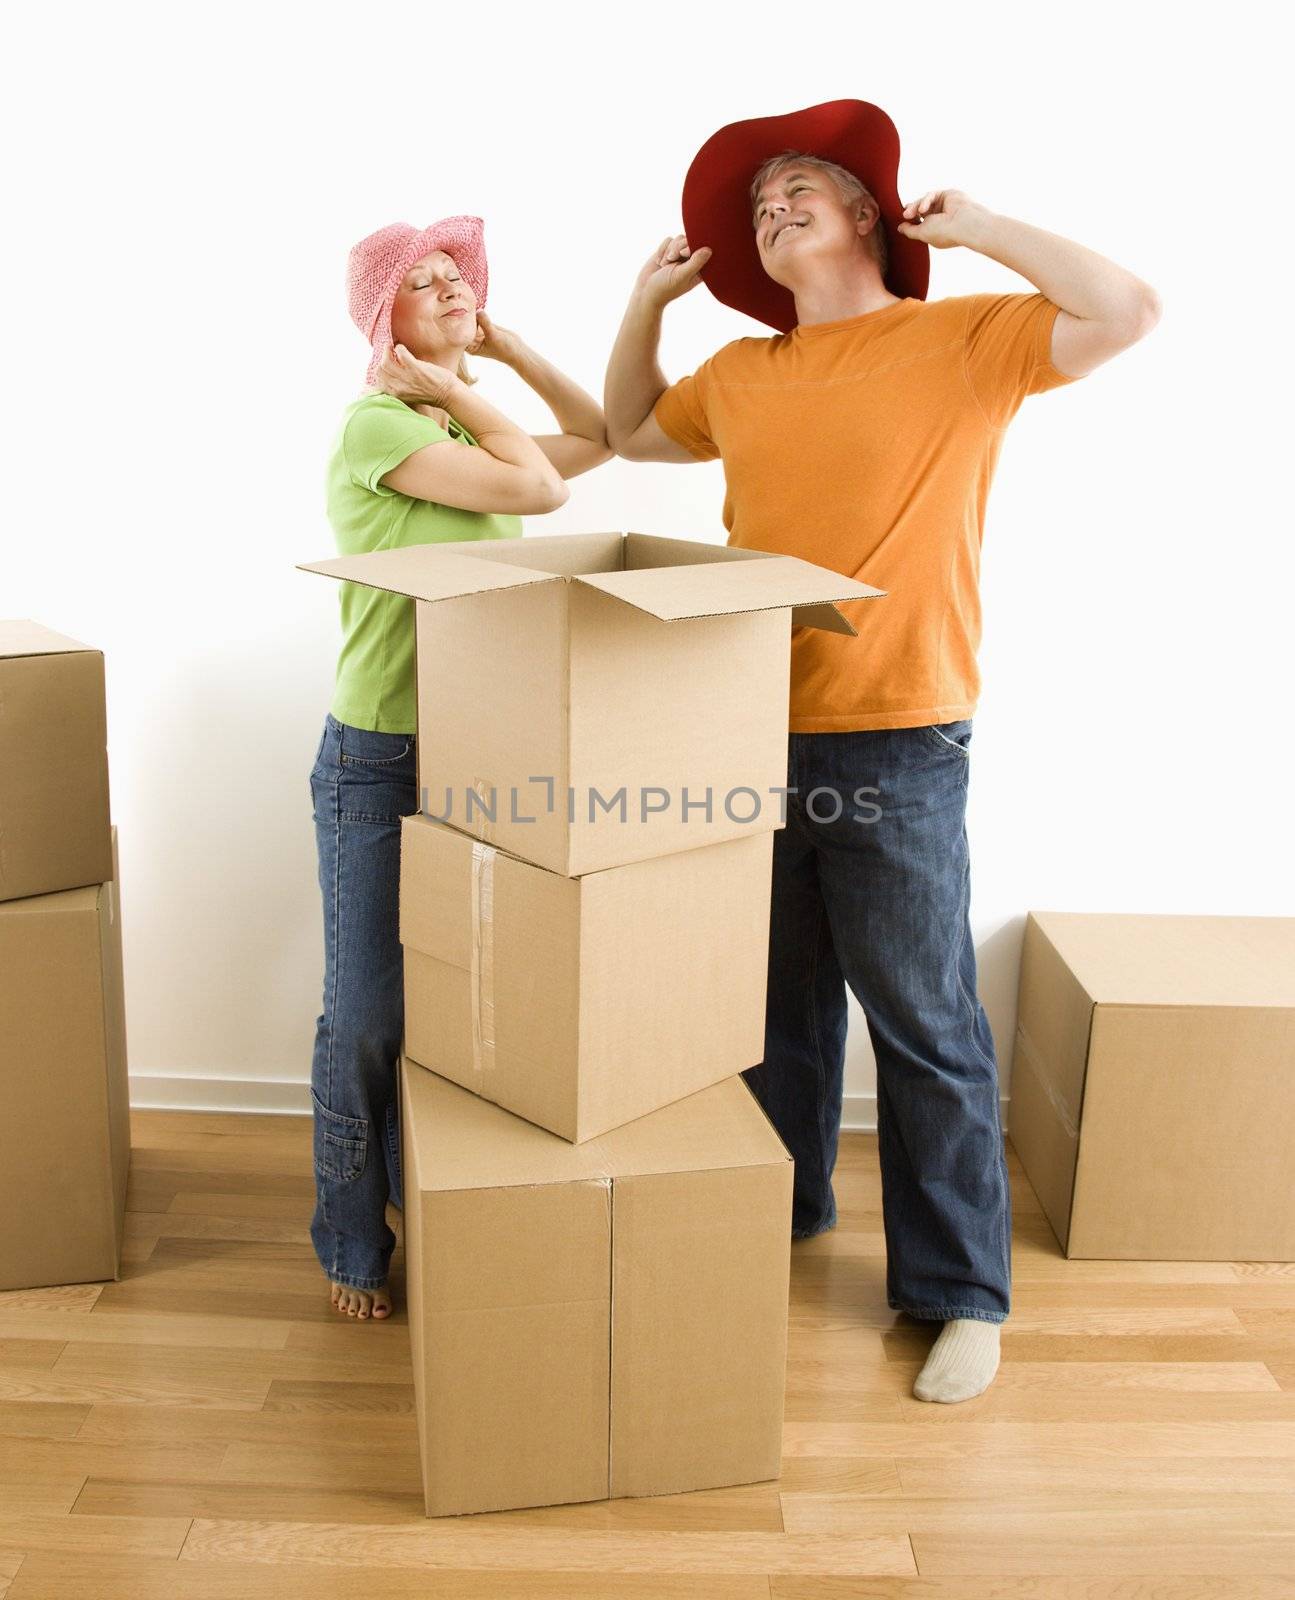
top-left (605, 235), bottom-right (713, 462)
top-left (898, 191), bottom-right (1162, 378)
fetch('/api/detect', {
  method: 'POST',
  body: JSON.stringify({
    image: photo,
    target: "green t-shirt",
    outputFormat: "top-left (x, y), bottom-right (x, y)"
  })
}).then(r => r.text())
top-left (324, 392), bottom-right (522, 733)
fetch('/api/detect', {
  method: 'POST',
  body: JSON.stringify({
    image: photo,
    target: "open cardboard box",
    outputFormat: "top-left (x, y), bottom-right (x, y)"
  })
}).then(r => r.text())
top-left (302, 533), bottom-right (883, 875)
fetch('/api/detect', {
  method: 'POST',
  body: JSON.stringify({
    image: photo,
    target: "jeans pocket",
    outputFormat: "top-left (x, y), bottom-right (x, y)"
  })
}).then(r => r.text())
top-left (311, 1087), bottom-right (368, 1182)
top-left (922, 719), bottom-right (972, 757)
top-left (339, 722), bottom-right (415, 768)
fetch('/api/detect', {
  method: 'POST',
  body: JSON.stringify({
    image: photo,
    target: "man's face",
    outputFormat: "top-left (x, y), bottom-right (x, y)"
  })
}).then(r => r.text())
top-left (752, 163), bottom-right (867, 287)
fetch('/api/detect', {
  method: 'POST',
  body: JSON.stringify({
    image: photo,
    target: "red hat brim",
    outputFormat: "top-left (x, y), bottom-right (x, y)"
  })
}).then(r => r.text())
top-left (681, 99), bottom-right (929, 333)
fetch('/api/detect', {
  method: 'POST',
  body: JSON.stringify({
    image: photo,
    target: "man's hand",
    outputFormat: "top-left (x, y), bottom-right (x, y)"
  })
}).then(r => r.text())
top-left (634, 235), bottom-right (713, 310)
top-left (896, 190), bottom-right (993, 250)
top-left (374, 344), bottom-right (460, 407)
top-left (468, 310), bottom-right (525, 366)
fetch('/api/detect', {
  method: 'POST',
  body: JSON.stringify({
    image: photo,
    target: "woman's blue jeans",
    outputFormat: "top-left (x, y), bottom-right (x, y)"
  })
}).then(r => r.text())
top-left (309, 713), bottom-right (414, 1290)
top-left (741, 720), bottom-right (1011, 1325)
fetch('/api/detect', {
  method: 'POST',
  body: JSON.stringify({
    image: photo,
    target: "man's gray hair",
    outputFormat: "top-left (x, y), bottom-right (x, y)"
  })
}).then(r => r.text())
top-left (749, 150), bottom-right (889, 276)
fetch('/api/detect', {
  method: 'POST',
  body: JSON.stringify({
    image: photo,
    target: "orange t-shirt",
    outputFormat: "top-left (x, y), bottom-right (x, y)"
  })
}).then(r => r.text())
top-left (653, 292), bottom-right (1079, 732)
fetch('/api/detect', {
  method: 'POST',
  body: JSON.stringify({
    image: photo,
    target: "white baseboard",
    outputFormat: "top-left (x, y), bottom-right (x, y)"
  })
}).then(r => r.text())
top-left (129, 1075), bottom-right (313, 1116)
top-left (130, 1076), bottom-right (1010, 1134)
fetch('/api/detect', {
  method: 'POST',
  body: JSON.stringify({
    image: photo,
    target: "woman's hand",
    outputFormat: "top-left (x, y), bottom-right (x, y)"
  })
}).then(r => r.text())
top-left (468, 310), bottom-right (525, 366)
top-left (374, 343), bottom-right (460, 406)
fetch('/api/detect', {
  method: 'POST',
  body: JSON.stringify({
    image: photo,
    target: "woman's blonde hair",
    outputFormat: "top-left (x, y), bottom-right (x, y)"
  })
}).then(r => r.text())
top-left (749, 150), bottom-right (889, 276)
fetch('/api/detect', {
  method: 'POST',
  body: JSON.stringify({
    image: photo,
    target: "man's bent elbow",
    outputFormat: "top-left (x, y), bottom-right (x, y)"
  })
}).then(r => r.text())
top-left (1124, 284), bottom-right (1163, 344)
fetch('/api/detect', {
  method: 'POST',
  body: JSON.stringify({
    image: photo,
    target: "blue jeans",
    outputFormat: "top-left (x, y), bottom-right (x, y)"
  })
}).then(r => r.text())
top-left (309, 713), bottom-right (415, 1290)
top-left (741, 720), bottom-right (1010, 1325)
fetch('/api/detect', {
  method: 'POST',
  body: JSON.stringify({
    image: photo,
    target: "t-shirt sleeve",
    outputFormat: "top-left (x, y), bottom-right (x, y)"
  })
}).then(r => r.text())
top-left (652, 357), bottom-right (721, 461)
top-left (342, 397), bottom-right (454, 495)
top-left (962, 292), bottom-right (1079, 427)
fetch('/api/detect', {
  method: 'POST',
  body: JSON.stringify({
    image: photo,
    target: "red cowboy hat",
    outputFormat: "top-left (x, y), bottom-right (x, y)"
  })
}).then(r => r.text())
top-left (681, 99), bottom-right (929, 333)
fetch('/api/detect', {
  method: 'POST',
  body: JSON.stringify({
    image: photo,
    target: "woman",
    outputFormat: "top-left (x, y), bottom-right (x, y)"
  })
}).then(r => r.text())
top-left (312, 216), bottom-right (611, 1321)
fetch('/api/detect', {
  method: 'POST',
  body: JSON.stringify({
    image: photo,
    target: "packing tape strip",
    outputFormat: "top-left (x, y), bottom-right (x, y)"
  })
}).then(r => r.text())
top-left (470, 777), bottom-right (498, 845)
top-left (1013, 1021), bottom-right (1080, 1140)
top-left (470, 841), bottom-right (497, 1079)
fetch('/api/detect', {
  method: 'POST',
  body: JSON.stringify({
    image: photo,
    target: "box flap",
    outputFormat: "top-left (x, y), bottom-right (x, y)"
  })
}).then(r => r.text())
top-left (402, 1066), bottom-right (789, 1193)
top-left (0, 620), bottom-right (98, 660)
top-left (1030, 911), bottom-right (1295, 1009)
top-left (573, 555), bottom-right (883, 628)
top-left (297, 545), bottom-right (564, 605)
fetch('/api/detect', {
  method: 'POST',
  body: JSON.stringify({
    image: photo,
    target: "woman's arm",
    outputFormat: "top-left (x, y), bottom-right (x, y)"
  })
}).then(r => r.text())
top-left (475, 315), bottom-right (612, 479)
top-left (375, 347), bottom-right (569, 515)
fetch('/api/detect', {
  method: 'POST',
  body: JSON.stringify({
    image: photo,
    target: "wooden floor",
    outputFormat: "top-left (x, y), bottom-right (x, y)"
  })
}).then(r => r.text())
top-left (1, 1112), bottom-right (1293, 1599)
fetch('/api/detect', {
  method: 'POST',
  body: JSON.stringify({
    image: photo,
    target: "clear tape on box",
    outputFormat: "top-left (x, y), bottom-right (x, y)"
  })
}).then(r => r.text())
top-left (1014, 1021), bottom-right (1079, 1139)
top-left (470, 841), bottom-right (497, 1079)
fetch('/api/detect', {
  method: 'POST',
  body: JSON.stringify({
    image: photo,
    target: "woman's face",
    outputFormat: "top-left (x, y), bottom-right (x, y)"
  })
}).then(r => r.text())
top-left (389, 250), bottom-right (478, 363)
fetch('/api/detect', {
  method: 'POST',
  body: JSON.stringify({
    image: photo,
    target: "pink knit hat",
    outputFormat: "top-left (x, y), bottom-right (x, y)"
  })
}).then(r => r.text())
top-left (347, 217), bottom-right (488, 387)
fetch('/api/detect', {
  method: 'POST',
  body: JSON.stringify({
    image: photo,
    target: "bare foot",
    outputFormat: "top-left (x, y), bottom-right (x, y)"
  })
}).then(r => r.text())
top-left (329, 1280), bottom-right (392, 1321)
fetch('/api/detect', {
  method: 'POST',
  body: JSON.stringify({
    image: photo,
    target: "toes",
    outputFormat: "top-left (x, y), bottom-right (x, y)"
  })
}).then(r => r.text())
top-left (357, 1292), bottom-right (371, 1320)
top-left (373, 1291), bottom-right (392, 1319)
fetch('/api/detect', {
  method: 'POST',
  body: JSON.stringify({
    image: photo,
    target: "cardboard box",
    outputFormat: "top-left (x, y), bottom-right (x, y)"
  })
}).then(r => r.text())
top-left (400, 812), bottom-right (772, 1141)
top-left (301, 533), bottom-right (882, 875)
top-left (399, 1058), bottom-right (792, 1517)
top-left (1010, 910), bottom-right (1295, 1261)
top-left (0, 828), bottom-right (130, 1291)
top-left (0, 620), bottom-right (112, 902)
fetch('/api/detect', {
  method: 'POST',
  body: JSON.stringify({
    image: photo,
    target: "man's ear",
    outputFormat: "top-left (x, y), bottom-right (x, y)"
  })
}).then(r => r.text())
top-left (855, 194), bottom-right (881, 241)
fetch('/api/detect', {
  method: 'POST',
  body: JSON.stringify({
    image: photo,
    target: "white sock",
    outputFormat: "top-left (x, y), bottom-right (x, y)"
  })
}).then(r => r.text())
top-left (912, 1316), bottom-right (1002, 1403)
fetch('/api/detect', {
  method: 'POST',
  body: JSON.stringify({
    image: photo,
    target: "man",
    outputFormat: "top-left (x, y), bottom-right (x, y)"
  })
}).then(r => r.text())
top-left (604, 99), bottom-right (1159, 1404)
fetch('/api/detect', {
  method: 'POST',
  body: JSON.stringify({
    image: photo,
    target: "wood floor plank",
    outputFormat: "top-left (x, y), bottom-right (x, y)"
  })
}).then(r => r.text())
top-left (0, 1343), bottom-right (65, 1373)
top-left (0, 1476), bottom-right (84, 1516)
top-left (7, 1552), bottom-right (772, 1600)
top-left (0, 1437), bottom-right (228, 1487)
top-left (781, 1421), bottom-right (1295, 1458)
top-left (894, 1454), bottom-right (1295, 1496)
top-left (0, 1552), bottom-right (22, 1600)
top-left (0, 1401), bottom-right (88, 1441)
top-left (74, 1401), bottom-right (417, 1452)
top-left (70, 1477), bottom-right (429, 1523)
top-left (125, 1211), bottom-right (310, 1247)
top-left (0, 1511), bottom-right (191, 1558)
top-left (165, 1191), bottom-right (316, 1221)
top-left (909, 1528), bottom-right (1295, 1576)
top-left (781, 1488), bottom-right (1295, 1535)
top-left (0, 1287), bottom-right (101, 1314)
top-left (0, 1310), bottom-right (288, 1353)
top-left (260, 1379), bottom-right (415, 1414)
top-left (180, 1519), bottom-right (917, 1576)
top-left (770, 1578), bottom-right (1295, 1598)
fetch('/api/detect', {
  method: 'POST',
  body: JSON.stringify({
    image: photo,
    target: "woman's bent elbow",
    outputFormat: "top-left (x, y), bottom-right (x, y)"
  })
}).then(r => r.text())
top-left (534, 477), bottom-right (570, 514)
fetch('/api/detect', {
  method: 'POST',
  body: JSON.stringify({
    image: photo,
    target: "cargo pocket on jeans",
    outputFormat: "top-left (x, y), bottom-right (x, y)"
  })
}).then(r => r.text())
top-left (310, 1086), bottom-right (368, 1182)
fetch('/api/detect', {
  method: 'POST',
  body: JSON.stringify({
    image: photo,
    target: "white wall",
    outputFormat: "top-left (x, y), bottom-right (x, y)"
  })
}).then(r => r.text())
top-left (7, 2), bottom-right (1291, 1120)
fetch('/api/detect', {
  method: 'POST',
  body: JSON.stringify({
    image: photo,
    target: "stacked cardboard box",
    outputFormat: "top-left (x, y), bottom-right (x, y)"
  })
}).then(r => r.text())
top-left (303, 533), bottom-right (883, 1516)
top-left (0, 623), bottom-right (129, 1292)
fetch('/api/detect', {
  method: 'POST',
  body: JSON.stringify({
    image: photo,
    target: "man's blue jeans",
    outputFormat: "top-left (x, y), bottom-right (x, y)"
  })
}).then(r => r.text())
top-left (741, 719), bottom-right (1011, 1325)
top-left (309, 713), bottom-right (414, 1291)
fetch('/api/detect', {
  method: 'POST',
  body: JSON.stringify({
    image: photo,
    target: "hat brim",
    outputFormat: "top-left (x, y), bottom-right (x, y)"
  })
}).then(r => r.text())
top-left (682, 99), bottom-right (929, 334)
